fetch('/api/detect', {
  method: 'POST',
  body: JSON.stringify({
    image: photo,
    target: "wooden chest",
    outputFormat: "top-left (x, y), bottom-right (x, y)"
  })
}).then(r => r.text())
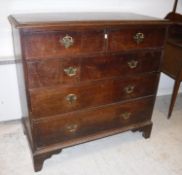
top-left (9, 12), bottom-right (169, 172)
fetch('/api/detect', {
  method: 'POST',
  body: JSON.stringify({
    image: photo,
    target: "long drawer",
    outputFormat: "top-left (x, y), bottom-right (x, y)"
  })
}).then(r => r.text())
top-left (27, 51), bottom-right (161, 88)
top-left (33, 97), bottom-right (154, 147)
top-left (29, 73), bottom-right (158, 118)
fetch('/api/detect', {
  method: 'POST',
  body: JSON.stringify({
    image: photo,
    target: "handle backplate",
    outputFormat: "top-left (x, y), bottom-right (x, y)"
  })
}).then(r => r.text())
top-left (60, 34), bottom-right (74, 48)
top-left (66, 94), bottom-right (77, 104)
top-left (64, 67), bottom-right (77, 77)
top-left (133, 32), bottom-right (145, 44)
top-left (128, 60), bottom-right (138, 69)
top-left (66, 123), bottom-right (78, 133)
top-left (120, 112), bottom-right (131, 120)
top-left (125, 85), bottom-right (135, 94)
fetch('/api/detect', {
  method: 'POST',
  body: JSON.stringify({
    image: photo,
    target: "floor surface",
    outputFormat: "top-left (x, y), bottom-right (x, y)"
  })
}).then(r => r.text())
top-left (0, 95), bottom-right (182, 175)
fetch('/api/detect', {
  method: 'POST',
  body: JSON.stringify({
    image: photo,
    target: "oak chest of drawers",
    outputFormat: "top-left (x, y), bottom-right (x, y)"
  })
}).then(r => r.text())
top-left (9, 12), bottom-right (169, 172)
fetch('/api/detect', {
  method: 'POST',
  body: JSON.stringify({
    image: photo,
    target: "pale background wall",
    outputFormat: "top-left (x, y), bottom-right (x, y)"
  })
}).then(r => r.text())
top-left (0, 0), bottom-right (182, 121)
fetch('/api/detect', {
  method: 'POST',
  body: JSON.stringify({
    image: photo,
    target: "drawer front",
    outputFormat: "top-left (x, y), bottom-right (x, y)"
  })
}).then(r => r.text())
top-left (33, 97), bottom-right (154, 147)
top-left (162, 43), bottom-right (182, 78)
top-left (108, 27), bottom-right (165, 52)
top-left (30, 73), bottom-right (158, 118)
top-left (27, 51), bottom-right (161, 88)
top-left (81, 51), bottom-right (161, 81)
top-left (23, 30), bottom-right (105, 59)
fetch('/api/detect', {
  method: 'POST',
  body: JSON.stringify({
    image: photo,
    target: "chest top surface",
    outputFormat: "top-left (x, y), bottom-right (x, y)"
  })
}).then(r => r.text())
top-left (8, 12), bottom-right (169, 29)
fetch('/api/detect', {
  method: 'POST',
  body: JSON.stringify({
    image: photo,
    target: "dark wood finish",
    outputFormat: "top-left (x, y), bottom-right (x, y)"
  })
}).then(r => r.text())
top-left (108, 27), bottom-right (166, 52)
top-left (34, 97), bottom-right (154, 147)
top-left (133, 122), bottom-right (153, 139)
top-left (30, 73), bottom-right (158, 118)
top-left (27, 58), bottom-right (62, 88)
top-left (9, 12), bottom-right (168, 172)
top-left (165, 0), bottom-right (180, 22)
top-left (163, 43), bottom-right (182, 78)
top-left (172, 0), bottom-right (179, 13)
top-left (8, 12), bottom-right (169, 30)
top-left (167, 77), bottom-right (181, 117)
top-left (33, 149), bottom-right (62, 172)
top-left (27, 51), bottom-right (161, 88)
top-left (81, 51), bottom-right (161, 80)
top-left (22, 30), bottom-right (105, 59)
top-left (162, 1), bottom-right (182, 118)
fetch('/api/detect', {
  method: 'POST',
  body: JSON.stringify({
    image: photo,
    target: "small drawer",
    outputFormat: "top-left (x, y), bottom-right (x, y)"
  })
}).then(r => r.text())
top-left (33, 97), bottom-right (154, 147)
top-left (108, 27), bottom-right (166, 52)
top-left (23, 30), bottom-right (105, 60)
top-left (29, 73), bottom-right (158, 118)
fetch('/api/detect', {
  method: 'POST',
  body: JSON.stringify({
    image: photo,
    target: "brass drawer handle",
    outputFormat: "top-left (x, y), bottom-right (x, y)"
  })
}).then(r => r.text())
top-left (60, 34), bottom-right (74, 48)
top-left (128, 60), bottom-right (138, 69)
top-left (125, 85), bottom-right (135, 94)
top-left (133, 32), bottom-right (145, 44)
top-left (66, 124), bottom-right (78, 133)
top-left (66, 94), bottom-right (77, 104)
top-left (64, 67), bottom-right (77, 77)
top-left (121, 112), bottom-right (131, 120)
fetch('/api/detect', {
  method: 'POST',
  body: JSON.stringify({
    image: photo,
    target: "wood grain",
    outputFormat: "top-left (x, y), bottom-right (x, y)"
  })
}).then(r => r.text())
top-left (26, 51), bottom-right (161, 88)
top-left (33, 97), bottom-right (154, 147)
top-left (29, 73), bottom-right (158, 118)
